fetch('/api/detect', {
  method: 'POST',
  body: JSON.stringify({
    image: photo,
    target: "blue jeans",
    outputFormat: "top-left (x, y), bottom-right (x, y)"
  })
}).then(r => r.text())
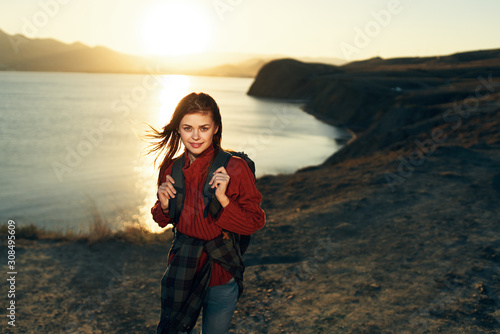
top-left (192, 278), bottom-right (239, 334)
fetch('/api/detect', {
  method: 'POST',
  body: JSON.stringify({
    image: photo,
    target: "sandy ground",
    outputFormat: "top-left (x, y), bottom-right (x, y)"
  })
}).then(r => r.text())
top-left (1, 109), bottom-right (499, 333)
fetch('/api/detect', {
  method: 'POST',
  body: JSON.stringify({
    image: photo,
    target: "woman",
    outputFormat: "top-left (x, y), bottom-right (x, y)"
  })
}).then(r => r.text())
top-left (147, 92), bottom-right (266, 333)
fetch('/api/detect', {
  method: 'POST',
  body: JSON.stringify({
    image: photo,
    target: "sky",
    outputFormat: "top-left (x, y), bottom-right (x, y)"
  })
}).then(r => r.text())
top-left (1, 0), bottom-right (499, 61)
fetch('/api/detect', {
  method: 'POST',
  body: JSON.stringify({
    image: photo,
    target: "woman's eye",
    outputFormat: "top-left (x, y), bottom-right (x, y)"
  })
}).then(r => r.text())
top-left (201, 127), bottom-right (208, 132)
top-left (183, 127), bottom-right (191, 131)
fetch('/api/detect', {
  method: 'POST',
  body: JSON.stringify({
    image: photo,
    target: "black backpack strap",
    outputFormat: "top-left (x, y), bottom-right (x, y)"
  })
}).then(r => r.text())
top-left (168, 156), bottom-right (185, 223)
top-left (203, 149), bottom-right (232, 218)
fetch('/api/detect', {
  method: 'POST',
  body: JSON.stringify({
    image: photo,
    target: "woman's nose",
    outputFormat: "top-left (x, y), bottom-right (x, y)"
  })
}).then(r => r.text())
top-left (192, 129), bottom-right (201, 139)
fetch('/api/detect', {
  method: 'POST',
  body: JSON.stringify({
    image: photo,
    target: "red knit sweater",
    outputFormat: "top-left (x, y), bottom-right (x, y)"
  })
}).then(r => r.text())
top-left (151, 145), bottom-right (266, 286)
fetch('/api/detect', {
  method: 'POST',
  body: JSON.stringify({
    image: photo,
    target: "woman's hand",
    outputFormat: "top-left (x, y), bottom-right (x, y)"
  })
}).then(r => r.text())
top-left (209, 166), bottom-right (230, 208)
top-left (158, 175), bottom-right (176, 210)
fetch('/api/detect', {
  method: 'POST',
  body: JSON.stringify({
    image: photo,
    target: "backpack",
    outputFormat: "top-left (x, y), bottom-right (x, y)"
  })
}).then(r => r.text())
top-left (168, 148), bottom-right (255, 255)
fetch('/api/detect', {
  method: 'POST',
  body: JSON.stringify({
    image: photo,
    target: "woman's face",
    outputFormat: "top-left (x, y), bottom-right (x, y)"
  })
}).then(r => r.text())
top-left (178, 112), bottom-right (218, 159)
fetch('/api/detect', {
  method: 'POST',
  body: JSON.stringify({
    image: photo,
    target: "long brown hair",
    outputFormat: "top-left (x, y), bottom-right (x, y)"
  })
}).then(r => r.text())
top-left (144, 92), bottom-right (222, 186)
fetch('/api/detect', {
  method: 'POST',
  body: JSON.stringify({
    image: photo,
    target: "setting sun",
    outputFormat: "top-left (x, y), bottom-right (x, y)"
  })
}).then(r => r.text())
top-left (139, 1), bottom-right (213, 56)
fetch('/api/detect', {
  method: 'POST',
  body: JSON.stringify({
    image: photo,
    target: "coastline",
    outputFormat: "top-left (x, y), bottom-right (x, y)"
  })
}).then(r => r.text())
top-left (0, 71), bottom-right (337, 235)
top-left (2, 52), bottom-right (500, 333)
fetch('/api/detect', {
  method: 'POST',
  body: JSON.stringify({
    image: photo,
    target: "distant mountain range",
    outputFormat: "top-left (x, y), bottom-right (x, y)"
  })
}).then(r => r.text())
top-left (0, 29), bottom-right (345, 77)
top-left (0, 29), bottom-right (147, 73)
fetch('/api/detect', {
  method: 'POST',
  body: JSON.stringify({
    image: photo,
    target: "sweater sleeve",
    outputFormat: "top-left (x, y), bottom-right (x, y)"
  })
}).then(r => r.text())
top-left (214, 157), bottom-right (266, 235)
top-left (151, 200), bottom-right (172, 228)
top-left (150, 163), bottom-right (175, 228)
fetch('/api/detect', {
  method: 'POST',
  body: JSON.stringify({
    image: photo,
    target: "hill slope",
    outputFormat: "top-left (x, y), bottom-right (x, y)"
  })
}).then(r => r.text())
top-left (0, 29), bottom-right (147, 73)
top-left (248, 48), bottom-right (500, 162)
top-left (242, 48), bottom-right (500, 332)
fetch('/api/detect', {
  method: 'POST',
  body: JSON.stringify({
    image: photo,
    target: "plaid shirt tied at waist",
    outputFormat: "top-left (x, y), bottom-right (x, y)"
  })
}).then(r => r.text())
top-left (157, 230), bottom-right (244, 334)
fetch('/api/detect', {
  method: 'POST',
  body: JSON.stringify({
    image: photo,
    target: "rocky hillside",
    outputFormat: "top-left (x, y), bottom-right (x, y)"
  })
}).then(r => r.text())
top-left (242, 48), bottom-right (500, 333)
top-left (248, 49), bottom-right (500, 164)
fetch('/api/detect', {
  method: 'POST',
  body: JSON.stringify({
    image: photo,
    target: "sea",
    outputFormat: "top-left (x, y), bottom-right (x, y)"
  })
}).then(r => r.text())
top-left (0, 71), bottom-right (350, 233)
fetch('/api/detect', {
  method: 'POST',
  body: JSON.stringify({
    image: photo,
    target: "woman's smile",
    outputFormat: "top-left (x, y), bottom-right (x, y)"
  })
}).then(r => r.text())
top-left (189, 142), bottom-right (203, 149)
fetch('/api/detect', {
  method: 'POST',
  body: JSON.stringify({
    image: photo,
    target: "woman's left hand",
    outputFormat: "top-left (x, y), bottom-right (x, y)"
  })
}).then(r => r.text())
top-left (209, 166), bottom-right (230, 208)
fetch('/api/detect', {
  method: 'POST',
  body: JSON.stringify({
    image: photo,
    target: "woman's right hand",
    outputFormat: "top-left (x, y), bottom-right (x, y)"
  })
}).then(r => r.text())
top-left (158, 175), bottom-right (176, 210)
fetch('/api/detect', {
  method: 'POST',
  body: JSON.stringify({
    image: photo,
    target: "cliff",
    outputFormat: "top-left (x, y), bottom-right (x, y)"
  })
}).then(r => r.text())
top-left (240, 49), bottom-right (500, 332)
top-left (248, 49), bottom-right (500, 164)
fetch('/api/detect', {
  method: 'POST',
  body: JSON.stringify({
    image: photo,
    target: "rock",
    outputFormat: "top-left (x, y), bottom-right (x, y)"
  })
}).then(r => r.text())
top-left (334, 222), bottom-right (358, 238)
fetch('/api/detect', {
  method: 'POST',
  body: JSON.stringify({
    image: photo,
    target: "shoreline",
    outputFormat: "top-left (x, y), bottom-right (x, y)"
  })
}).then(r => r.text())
top-left (2, 51), bottom-right (500, 332)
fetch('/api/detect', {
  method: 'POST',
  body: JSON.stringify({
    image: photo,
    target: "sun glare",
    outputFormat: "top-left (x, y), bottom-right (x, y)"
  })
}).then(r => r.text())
top-left (131, 74), bottom-right (191, 233)
top-left (158, 75), bottom-right (191, 125)
top-left (139, 1), bottom-right (213, 56)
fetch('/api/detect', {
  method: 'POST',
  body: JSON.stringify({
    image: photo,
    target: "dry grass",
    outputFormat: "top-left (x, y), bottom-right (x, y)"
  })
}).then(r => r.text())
top-left (0, 220), bottom-right (173, 245)
top-left (0, 197), bottom-right (173, 245)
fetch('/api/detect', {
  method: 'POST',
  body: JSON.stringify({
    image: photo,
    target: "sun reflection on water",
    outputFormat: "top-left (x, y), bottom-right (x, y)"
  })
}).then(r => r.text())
top-left (132, 155), bottom-right (165, 234)
top-left (133, 74), bottom-right (191, 233)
